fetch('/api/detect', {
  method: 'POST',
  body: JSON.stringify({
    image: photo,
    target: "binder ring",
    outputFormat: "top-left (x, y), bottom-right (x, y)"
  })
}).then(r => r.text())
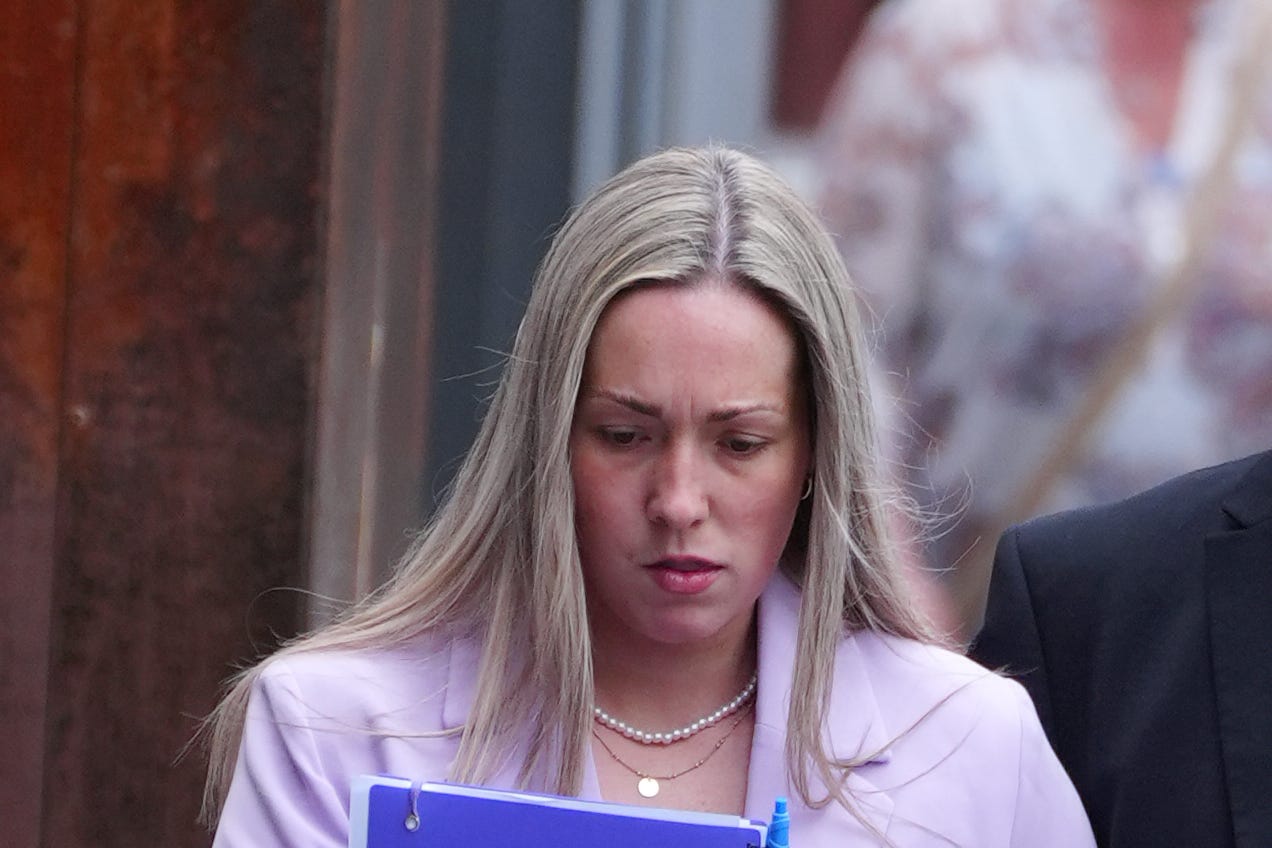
top-left (405, 780), bottom-right (423, 831)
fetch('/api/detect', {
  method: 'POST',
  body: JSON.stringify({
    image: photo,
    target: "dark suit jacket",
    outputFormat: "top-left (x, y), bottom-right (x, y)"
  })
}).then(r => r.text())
top-left (971, 450), bottom-right (1272, 848)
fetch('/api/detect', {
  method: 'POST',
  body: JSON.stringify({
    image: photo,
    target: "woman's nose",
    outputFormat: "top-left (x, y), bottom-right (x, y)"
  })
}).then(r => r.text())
top-left (645, 444), bottom-right (709, 528)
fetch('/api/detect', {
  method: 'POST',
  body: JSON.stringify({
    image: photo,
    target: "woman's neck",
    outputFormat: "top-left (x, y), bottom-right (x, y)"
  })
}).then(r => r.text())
top-left (589, 620), bottom-right (758, 732)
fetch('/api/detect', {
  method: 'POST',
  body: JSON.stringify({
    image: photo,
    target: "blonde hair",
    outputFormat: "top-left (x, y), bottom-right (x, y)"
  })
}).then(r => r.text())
top-left (201, 145), bottom-right (935, 826)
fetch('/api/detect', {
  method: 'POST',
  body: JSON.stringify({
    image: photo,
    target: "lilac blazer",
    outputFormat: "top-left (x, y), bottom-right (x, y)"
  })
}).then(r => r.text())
top-left (213, 576), bottom-right (1094, 846)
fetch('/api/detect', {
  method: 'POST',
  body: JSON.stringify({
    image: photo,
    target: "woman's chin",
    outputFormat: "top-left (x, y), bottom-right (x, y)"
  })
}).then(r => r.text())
top-left (624, 608), bottom-right (752, 652)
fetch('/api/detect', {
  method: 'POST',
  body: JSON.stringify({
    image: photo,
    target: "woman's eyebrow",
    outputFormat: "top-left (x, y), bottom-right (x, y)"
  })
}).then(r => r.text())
top-left (583, 389), bottom-right (784, 422)
top-left (706, 403), bottom-right (784, 423)
top-left (582, 388), bottom-right (660, 417)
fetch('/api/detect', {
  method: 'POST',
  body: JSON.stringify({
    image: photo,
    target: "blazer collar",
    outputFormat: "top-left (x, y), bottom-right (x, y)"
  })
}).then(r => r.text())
top-left (744, 574), bottom-right (896, 835)
top-left (1207, 451), bottom-right (1272, 847)
top-left (440, 633), bottom-right (529, 789)
top-left (1220, 449), bottom-right (1272, 528)
top-left (441, 633), bottom-right (480, 732)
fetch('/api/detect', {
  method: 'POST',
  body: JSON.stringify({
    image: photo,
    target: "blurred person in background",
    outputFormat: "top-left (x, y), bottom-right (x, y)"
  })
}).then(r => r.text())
top-left (816, 0), bottom-right (1272, 640)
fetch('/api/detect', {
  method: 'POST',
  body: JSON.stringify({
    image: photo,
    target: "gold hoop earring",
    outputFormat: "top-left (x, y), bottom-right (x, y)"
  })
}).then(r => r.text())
top-left (800, 477), bottom-right (813, 501)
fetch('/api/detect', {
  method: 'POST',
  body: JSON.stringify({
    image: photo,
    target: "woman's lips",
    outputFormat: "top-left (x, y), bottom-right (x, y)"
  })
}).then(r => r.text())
top-left (645, 557), bottom-right (723, 595)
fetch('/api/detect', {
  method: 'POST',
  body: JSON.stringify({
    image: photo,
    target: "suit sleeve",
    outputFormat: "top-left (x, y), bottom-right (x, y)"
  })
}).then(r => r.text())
top-left (969, 527), bottom-right (1055, 738)
top-left (211, 661), bottom-right (349, 848)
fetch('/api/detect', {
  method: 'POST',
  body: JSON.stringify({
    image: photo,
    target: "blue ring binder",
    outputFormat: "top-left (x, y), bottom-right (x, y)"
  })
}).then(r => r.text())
top-left (349, 775), bottom-right (770, 848)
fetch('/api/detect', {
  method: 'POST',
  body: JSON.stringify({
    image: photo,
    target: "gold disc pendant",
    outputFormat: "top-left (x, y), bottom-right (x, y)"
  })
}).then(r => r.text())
top-left (637, 777), bottom-right (660, 798)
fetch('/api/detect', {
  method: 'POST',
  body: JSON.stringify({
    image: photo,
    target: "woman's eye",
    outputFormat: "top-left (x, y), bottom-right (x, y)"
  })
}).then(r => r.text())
top-left (601, 428), bottom-right (640, 447)
top-left (724, 436), bottom-right (764, 455)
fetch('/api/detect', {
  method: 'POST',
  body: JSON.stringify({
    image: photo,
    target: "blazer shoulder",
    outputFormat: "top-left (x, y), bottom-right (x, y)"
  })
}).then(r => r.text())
top-left (840, 632), bottom-right (1092, 845)
top-left (849, 631), bottom-right (1024, 728)
top-left (251, 630), bottom-right (467, 735)
top-left (1011, 451), bottom-right (1270, 571)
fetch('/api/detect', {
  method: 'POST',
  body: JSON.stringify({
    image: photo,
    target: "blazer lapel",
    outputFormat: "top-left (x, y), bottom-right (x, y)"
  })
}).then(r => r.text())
top-left (439, 633), bottom-right (528, 790)
top-left (745, 576), bottom-right (896, 840)
top-left (1206, 456), bottom-right (1272, 848)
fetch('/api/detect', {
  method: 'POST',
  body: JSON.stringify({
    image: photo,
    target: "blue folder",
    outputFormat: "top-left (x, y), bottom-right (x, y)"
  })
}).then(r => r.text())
top-left (349, 775), bottom-right (768, 848)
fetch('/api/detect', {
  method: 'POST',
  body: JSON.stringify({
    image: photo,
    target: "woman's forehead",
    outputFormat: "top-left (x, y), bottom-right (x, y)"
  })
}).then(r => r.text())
top-left (578, 285), bottom-right (804, 408)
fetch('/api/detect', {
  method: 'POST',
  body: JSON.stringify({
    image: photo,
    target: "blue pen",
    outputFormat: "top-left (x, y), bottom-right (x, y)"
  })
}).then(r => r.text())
top-left (766, 797), bottom-right (790, 848)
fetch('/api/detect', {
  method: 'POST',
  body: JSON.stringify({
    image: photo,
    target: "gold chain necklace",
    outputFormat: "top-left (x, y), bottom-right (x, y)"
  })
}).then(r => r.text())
top-left (591, 702), bottom-right (753, 798)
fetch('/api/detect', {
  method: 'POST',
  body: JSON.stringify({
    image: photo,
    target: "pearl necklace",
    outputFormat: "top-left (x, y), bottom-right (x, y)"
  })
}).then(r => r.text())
top-left (592, 702), bottom-right (753, 798)
top-left (592, 671), bottom-right (758, 745)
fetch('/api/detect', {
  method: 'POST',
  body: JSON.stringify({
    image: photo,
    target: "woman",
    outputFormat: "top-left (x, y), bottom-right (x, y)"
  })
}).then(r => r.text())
top-left (205, 147), bottom-right (1094, 845)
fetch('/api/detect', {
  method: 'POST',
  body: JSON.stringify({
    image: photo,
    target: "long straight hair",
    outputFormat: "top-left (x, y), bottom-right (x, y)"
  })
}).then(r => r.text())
top-left (201, 145), bottom-right (936, 825)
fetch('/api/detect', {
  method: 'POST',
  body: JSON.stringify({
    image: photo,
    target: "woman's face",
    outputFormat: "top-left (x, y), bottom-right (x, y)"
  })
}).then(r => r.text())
top-left (570, 282), bottom-right (811, 653)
